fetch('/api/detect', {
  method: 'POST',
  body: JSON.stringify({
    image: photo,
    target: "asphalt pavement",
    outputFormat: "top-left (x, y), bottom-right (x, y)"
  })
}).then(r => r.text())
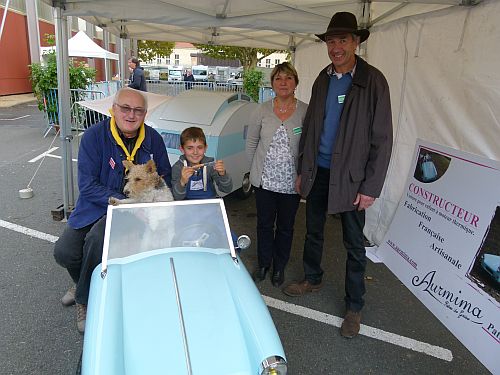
top-left (0, 101), bottom-right (490, 374)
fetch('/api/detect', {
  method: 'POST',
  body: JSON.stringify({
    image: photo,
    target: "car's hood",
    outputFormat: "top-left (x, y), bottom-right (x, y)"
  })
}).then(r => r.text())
top-left (83, 249), bottom-right (284, 374)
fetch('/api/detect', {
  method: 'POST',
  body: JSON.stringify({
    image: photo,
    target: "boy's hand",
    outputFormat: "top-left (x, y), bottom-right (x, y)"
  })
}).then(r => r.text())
top-left (180, 166), bottom-right (196, 186)
top-left (214, 160), bottom-right (226, 176)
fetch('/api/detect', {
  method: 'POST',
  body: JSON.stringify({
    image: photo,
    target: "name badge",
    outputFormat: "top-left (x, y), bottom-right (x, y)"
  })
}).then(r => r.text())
top-left (190, 180), bottom-right (203, 191)
top-left (292, 127), bottom-right (302, 135)
top-left (338, 95), bottom-right (346, 104)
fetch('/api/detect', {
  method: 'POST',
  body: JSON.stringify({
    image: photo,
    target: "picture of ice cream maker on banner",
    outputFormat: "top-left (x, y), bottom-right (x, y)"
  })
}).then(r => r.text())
top-left (414, 147), bottom-right (451, 183)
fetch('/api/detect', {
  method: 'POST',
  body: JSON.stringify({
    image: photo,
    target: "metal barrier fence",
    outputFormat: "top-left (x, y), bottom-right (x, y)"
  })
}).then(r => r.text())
top-left (144, 80), bottom-right (244, 96)
top-left (41, 82), bottom-right (274, 137)
top-left (42, 88), bottom-right (106, 137)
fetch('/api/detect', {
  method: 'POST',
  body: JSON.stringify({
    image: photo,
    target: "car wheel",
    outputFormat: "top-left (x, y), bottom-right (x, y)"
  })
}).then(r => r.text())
top-left (236, 172), bottom-right (253, 199)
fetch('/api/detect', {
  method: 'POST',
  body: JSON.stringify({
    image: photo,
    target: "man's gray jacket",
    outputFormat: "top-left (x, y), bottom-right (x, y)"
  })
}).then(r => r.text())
top-left (297, 56), bottom-right (393, 214)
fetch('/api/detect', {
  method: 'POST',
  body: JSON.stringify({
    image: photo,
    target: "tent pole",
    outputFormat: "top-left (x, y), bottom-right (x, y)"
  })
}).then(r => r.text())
top-left (359, 1), bottom-right (371, 59)
top-left (103, 29), bottom-right (111, 92)
top-left (25, 0), bottom-right (41, 64)
top-left (119, 36), bottom-right (128, 87)
top-left (288, 34), bottom-right (296, 65)
top-left (54, 6), bottom-right (75, 218)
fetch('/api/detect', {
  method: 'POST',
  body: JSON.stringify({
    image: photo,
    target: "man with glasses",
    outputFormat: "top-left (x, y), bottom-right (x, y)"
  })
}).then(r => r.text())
top-left (53, 88), bottom-right (171, 333)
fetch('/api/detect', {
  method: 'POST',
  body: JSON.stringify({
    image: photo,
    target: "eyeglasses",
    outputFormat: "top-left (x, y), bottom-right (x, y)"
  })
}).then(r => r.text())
top-left (114, 103), bottom-right (146, 116)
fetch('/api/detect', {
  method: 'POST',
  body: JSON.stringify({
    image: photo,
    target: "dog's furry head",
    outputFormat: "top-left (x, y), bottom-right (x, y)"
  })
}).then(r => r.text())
top-left (123, 159), bottom-right (165, 198)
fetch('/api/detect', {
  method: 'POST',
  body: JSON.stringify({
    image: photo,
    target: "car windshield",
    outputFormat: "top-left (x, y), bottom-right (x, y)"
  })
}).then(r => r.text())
top-left (102, 200), bottom-right (234, 270)
top-left (169, 70), bottom-right (182, 77)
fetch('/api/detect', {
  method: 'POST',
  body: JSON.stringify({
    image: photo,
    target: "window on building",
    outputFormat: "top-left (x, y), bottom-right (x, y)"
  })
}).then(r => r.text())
top-left (275, 59), bottom-right (280, 66)
top-left (166, 56), bottom-right (171, 65)
top-left (265, 59), bottom-right (271, 68)
top-left (157, 58), bottom-right (162, 65)
top-left (174, 54), bottom-right (180, 65)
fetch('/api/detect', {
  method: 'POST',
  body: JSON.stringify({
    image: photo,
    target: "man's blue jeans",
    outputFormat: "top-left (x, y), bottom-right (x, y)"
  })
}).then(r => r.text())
top-left (303, 167), bottom-right (367, 312)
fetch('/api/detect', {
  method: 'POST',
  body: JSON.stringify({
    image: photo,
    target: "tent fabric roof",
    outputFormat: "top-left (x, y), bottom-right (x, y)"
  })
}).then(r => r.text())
top-left (41, 31), bottom-right (119, 60)
top-left (38, 0), bottom-right (464, 49)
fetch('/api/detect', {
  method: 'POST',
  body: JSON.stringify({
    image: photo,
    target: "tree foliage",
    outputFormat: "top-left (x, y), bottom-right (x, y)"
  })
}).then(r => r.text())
top-left (242, 69), bottom-right (264, 102)
top-left (29, 34), bottom-right (96, 119)
top-left (137, 40), bottom-right (175, 63)
top-left (194, 44), bottom-right (282, 70)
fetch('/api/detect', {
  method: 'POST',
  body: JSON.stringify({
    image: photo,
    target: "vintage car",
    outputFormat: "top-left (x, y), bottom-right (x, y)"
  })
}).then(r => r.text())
top-left (481, 253), bottom-right (500, 284)
top-left (82, 199), bottom-right (287, 375)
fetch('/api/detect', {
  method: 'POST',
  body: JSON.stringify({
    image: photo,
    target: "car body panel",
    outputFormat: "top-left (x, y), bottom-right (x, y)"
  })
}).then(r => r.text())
top-left (82, 200), bottom-right (286, 374)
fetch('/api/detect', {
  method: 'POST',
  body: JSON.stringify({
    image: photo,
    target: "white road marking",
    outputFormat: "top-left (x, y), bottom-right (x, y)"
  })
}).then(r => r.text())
top-left (0, 220), bottom-right (453, 363)
top-left (29, 147), bottom-right (59, 162)
top-left (0, 115), bottom-right (30, 121)
top-left (264, 295), bottom-right (453, 362)
top-left (0, 220), bottom-right (59, 243)
top-left (42, 153), bottom-right (78, 162)
top-left (29, 147), bottom-right (78, 163)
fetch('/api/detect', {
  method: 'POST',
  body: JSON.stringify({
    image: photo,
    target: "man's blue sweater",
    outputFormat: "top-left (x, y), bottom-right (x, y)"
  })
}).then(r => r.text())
top-left (317, 73), bottom-right (352, 169)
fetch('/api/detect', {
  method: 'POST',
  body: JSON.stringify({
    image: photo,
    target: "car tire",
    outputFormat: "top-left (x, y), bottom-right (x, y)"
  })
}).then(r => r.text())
top-left (236, 172), bottom-right (253, 199)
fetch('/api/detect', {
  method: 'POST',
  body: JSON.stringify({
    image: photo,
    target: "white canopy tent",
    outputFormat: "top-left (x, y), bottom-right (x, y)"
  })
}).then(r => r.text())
top-left (40, 0), bottom-right (500, 248)
top-left (39, 0), bottom-right (460, 49)
top-left (41, 30), bottom-right (118, 80)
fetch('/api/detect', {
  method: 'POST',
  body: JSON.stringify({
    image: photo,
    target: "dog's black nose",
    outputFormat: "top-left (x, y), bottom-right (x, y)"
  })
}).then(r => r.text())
top-left (124, 190), bottom-right (130, 196)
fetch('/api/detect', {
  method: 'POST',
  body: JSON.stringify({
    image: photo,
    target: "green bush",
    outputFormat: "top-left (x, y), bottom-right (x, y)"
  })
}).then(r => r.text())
top-left (243, 69), bottom-right (264, 102)
top-left (29, 38), bottom-right (96, 122)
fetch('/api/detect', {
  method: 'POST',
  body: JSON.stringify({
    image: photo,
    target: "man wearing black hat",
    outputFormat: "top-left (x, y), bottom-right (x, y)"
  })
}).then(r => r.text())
top-left (283, 12), bottom-right (393, 338)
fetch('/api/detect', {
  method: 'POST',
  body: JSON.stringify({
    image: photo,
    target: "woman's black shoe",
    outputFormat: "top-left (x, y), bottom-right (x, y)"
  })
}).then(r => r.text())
top-left (252, 267), bottom-right (269, 282)
top-left (271, 270), bottom-right (285, 287)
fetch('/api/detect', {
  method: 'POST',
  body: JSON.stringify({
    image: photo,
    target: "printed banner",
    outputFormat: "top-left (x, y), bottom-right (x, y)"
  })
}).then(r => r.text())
top-left (376, 140), bottom-right (500, 373)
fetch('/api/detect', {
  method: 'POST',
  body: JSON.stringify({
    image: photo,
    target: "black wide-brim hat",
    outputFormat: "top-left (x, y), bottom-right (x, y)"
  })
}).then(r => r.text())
top-left (315, 12), bottom-right (370, 43)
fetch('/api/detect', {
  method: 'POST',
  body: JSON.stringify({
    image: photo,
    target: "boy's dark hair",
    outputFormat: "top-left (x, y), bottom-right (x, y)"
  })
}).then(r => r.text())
top-left (180, 127), bottom-right (207, 146)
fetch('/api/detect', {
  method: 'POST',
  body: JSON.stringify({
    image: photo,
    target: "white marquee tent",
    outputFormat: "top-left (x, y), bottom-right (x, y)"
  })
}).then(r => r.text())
top-left (40, 30), bottom-right (118, 81)
top-left (39, 0), bottom-right (500, 247)
top-left (41, 30), bottom-right (119, 61)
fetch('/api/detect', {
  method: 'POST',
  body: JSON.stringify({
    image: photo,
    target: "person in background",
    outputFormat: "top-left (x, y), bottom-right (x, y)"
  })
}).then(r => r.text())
top-left (53, 88), bottom-right (171, 333)
top-left (282, 12), bottom-right (393, 339)
top-left (171, 126), bottom-right (232, 200)
top-left (207, 72), bottom-right (216, 90)
top-left (183, 69), bottom-right (195, 90)
top-left (128, 57), bottom-right (147, 92)
top-left (246, 62), bottom-right (308, 288)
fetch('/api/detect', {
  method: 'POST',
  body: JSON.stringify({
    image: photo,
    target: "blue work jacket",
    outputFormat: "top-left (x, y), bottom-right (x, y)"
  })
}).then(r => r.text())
top-left (68, 118), bottom-right (171, 229)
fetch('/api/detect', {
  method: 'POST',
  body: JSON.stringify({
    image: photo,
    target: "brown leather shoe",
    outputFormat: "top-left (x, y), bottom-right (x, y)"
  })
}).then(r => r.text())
top-left (76, 303), bottom-right (87, 334)
top-left (340, 310), bottom-right (361, 338)
top-left (61, 285), bottom-right (76, 306)
top-left (282, 279), bottom-right (323, 297)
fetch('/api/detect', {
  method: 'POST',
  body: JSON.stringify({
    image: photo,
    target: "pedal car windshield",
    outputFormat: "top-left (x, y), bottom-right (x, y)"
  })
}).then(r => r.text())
top-left (102, 199), bottom-right (235, 273)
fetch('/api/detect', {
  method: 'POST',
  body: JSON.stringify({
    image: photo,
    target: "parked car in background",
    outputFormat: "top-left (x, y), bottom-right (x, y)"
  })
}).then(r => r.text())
top-left (82, 200), bottom-right (287, 374)
top-left (192, 65), bottom-right (209, 82)
top-left (168, 66), bottom-right (184, 82)
top-left (227, 72), bottom-right (244, 87)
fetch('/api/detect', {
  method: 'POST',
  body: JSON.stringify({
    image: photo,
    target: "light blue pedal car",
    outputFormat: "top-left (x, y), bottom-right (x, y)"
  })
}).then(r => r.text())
top-left (82, 199), bottom-right (287, 375)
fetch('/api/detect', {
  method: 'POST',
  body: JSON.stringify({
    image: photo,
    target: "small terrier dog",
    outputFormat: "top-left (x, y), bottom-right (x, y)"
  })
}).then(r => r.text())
top-left (108, 159), bottom-right (173, 205)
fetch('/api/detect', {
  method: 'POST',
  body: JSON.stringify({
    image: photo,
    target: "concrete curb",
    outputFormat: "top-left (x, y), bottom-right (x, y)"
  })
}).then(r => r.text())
top-left (0, 94), bottom-right (37, 108)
